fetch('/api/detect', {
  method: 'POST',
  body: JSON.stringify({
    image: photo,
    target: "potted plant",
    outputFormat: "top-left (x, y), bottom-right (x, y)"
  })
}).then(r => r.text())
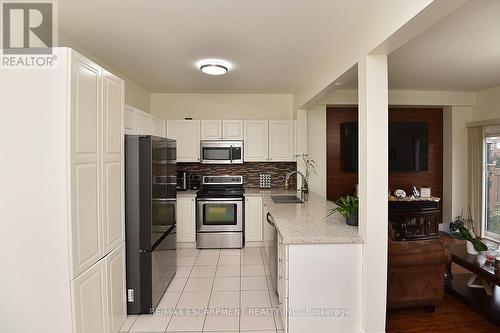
top-left (328, 195), bottom-right (358, 226)
top-left (295, 153), bottom-right (317, 186)
top-left (450, 210), bottom-right (487, 254)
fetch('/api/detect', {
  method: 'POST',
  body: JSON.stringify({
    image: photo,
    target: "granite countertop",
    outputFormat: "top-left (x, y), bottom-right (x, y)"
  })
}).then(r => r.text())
top-left (246, 188), bottom-right (362, 245)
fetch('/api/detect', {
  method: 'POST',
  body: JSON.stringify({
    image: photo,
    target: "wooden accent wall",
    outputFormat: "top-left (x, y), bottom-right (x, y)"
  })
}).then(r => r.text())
top-left (326, 107), bottom-right (443, 202)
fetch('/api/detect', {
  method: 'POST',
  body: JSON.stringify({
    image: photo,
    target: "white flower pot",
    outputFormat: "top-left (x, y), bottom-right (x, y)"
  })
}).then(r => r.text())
top-left (466, 241), bottom-right (478, 255)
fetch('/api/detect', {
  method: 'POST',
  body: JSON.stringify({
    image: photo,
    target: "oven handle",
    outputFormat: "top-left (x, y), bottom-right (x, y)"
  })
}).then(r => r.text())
top-left (197, 198), bottom-right (243, 202)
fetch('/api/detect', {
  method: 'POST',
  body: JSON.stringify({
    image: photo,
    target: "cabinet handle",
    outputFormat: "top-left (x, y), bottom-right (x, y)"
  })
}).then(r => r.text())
top-left (279, 258), bottom-right (283, 262)
top-left (278, 274), bottom-right (283, 279)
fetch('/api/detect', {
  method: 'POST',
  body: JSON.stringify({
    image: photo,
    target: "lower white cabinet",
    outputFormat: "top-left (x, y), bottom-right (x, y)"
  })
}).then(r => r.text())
top-left (177, 196), bottom-right (196, 242)
top-left (71, 259), bottom-right (108, 333)
top-left (105, 244), bottom-right (127, 333)
top-left (71, 243), bottom-right (126, 333)
top-left (245, 196), bottom-right (263, 242)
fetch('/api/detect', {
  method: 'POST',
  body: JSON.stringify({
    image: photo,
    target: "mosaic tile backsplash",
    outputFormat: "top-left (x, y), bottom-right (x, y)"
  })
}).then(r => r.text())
top-left (178, 162), bottom-right (297, 189)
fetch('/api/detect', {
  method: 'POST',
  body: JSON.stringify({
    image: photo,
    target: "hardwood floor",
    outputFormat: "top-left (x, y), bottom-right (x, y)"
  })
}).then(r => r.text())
top-left (386, 292), bottom-right (500, 333)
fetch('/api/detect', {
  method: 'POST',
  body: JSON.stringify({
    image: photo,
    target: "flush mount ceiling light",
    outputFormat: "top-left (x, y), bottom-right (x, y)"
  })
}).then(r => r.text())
top-left (197, 59), bottom-right (232, 76)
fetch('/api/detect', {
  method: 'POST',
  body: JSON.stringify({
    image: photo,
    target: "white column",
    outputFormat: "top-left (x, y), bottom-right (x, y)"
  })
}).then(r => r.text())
top-left (358, 55), bottom-right (388, 333)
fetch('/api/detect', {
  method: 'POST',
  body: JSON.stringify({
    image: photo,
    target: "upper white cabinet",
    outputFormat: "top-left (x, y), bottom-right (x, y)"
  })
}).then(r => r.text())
top-left (151, 118), bottom-right (165, 137)
top-left (124, 105), bottom-right (165, 138)
top-left (245, 196), bottom-right (263, 242)
top-left (101, 70), bottom-right (125, 256)
top-left (200, 120), bottom-right (244, 140)
top-left (167, 120), bottom-right (201, 162)
top-left (269, 120), bottom-right (295, 161)
top-left (244, 120), bottom-right (269, 162)
top-left (223, 120), bottom-right (244, 140)
top-left (201, 120), bottom-right (222, 140)
top-left (70, 53), bottom-right (102, 278)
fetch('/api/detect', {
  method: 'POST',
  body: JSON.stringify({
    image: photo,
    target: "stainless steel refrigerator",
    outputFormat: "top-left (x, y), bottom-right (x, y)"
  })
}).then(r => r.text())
top-left (125, 135), bottom-right (177, 314)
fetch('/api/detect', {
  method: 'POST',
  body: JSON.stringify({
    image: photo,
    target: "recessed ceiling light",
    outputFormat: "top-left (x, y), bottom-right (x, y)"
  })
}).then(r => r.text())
top-left (196, 59), bottom-right (232, 76)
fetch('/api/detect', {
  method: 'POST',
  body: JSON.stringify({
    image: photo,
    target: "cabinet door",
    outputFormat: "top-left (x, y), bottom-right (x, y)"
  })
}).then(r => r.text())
top-left (201, 120), bottom-right (222, 140)
top-left (106, 243), bottom-right (126, 333)
top-left (70, 52), bottom-right (103, 278)
top-left (102, 71), bottom-right (125, 256)
top-left (245, 196), bottom-right (263, 242)
top-left (177, 196), bottom-right (196, 242)
top-left (135, 112), bottom-right (150, 135)
top-left (223, 120), bottom-right (244, 140)
top-left (269, 120), bottom-right (295, 162)
top-left (152, 118), bottom-right (165, 137)
top-left (71, 260), bottom-right (108, 333)
top-left (244, 120), bottom-right (269, 162)
top-left (124, 107), bottom-right (135, 134)
top-left (167, 120), bottom-right (201, 162)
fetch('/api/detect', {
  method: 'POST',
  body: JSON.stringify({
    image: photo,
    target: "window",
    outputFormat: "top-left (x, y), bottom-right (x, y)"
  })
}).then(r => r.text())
top-left (484, 128), bottom-right (500, 241)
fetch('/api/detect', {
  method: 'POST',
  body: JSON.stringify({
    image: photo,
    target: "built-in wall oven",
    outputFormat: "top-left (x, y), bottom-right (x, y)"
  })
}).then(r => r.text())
top-left (200, 140), bottom-right (243, 164)
top-left (196, 176), bottom-right (245, 248)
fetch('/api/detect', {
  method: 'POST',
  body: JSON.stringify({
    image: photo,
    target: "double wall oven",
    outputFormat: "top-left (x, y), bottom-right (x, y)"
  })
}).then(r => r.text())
top-left (196, 176), bottom-right (245, 248)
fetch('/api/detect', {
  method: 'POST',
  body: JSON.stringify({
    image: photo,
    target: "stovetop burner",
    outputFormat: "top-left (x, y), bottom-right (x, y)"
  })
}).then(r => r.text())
top-left (197, 175), bottom-right (245, 198)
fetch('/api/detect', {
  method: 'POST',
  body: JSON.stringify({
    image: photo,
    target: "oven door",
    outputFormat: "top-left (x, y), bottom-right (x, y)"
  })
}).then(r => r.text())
top-left (197, 198), bottom-right (243, 232)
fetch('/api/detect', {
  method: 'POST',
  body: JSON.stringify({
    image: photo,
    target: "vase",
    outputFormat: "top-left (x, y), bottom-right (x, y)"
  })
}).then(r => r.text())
top-left (466, 240), bottom-right (478, 255)
top-left (346, 213), bottom-right (358, 226)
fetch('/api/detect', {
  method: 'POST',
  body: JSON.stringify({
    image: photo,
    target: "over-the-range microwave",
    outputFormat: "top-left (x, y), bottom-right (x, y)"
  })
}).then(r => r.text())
top-left (200, 140), bottom-right (244, 164)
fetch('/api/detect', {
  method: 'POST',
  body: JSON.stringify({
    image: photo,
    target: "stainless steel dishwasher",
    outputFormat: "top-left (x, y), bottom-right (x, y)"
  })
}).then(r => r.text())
top-left (266, 212), bottom-right (278, 292)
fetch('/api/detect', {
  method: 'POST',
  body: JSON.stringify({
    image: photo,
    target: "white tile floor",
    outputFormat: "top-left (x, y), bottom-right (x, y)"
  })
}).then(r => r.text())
top-left (120, 247), bottom-right (284, 333)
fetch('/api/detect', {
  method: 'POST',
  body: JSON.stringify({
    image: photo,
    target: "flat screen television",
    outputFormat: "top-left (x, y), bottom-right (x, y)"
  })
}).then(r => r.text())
top-left (342, 122), bottom-right (429, 172)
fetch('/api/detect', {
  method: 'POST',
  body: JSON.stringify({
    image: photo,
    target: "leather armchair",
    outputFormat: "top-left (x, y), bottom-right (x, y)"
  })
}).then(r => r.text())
top-left (387, 225), bottom-right (452, 312)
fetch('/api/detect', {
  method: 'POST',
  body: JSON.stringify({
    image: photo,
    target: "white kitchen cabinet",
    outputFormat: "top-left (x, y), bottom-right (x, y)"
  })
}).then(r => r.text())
top-left (201, 120), bottom-right (222, 140)
top-left (167, 120), bottom-right (201, 162)
top-left (244, 120), bottom-right (269, 161)
top-left (2, 48), bottom-right (126, 333)
top-left (71, 259), bottom-right (108, 333)
top-left (106, 243), bottom-right (127, 333)
top-left (223, 120), bottom-right (244, 140)
top-left (124, 107), bottom-right (135, 135)
top-left (102, 70), bottom-right (125, 256)
top-left (269, 120), bottom-right (295, 161)
top-left (151, 118), bottom-right (165, 137)
top-left (135, 112), bottom-right (150, 135)
top-left (245, 196), bottom-right (263, 242)
top-left (177, 196), bottom-right (196, 242)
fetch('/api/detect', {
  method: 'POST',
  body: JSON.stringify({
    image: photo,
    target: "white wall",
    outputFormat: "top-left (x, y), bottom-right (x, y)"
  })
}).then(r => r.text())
top-left (443, 106), bottom-right (472, 230)
top-left (150, 93), bottom-right (294, 120)
top-left (59, 34), bottom-right (151, 112)
top-left (306, 105), bottom-right (326, 197)
top-left (473, 85), bottom-right (500, 122)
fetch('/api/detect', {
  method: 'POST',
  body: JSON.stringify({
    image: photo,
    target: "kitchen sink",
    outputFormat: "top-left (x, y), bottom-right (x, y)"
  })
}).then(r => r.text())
top-left (271, 195), bottom-right (304, 204)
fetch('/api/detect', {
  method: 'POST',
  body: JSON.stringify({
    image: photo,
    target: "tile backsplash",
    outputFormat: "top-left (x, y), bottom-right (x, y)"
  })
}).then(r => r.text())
top-left (178, 162), bottom-right (297, 189)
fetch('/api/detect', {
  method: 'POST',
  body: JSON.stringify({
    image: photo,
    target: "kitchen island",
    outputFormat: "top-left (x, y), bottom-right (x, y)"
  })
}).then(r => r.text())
top-left (245, 189), bottom-right (363, 333)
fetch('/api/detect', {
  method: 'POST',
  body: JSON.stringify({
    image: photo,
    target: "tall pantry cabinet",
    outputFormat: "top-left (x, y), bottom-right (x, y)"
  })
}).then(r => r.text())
top-left (0, 48), bottom-right (126, 333)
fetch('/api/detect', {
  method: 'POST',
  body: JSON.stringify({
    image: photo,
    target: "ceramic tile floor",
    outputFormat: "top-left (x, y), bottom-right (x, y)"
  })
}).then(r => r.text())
top-left (120, 247), bottom-right (285, 333)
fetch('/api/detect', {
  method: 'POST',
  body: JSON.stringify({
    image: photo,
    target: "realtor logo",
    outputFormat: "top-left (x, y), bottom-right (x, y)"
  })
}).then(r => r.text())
top-left (1, 1), bottom-right (57, 54)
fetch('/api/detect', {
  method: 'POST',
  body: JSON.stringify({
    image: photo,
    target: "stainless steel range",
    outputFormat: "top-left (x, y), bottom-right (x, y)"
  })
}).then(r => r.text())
top-left (196, 176), bottom-right (245, 249)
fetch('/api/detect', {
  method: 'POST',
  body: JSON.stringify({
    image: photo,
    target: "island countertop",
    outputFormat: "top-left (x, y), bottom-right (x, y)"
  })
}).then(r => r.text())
top-left (245, 188), bottom-right (363, 245)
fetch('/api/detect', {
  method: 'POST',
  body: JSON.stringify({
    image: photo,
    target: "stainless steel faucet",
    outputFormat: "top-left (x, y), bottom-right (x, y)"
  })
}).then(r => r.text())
top-left (285, 170), bottom-right (308, 200)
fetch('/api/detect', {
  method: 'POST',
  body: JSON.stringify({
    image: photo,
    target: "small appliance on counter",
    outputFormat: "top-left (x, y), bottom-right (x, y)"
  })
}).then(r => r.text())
top-left (177, 171), bottom-right (187, 191)
top-left (188, 173), bottom-right (202, 190)
top-left (196, 175), bottom-right (245, 248)
top-left (125, 135), bottom-right (177, 314)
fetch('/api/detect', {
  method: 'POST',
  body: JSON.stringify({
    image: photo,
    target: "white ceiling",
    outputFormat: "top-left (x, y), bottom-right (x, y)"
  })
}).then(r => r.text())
top-left (387, 0), bottom-right (500, 92)
top-left (58, 0), bottom-right (373, 93)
